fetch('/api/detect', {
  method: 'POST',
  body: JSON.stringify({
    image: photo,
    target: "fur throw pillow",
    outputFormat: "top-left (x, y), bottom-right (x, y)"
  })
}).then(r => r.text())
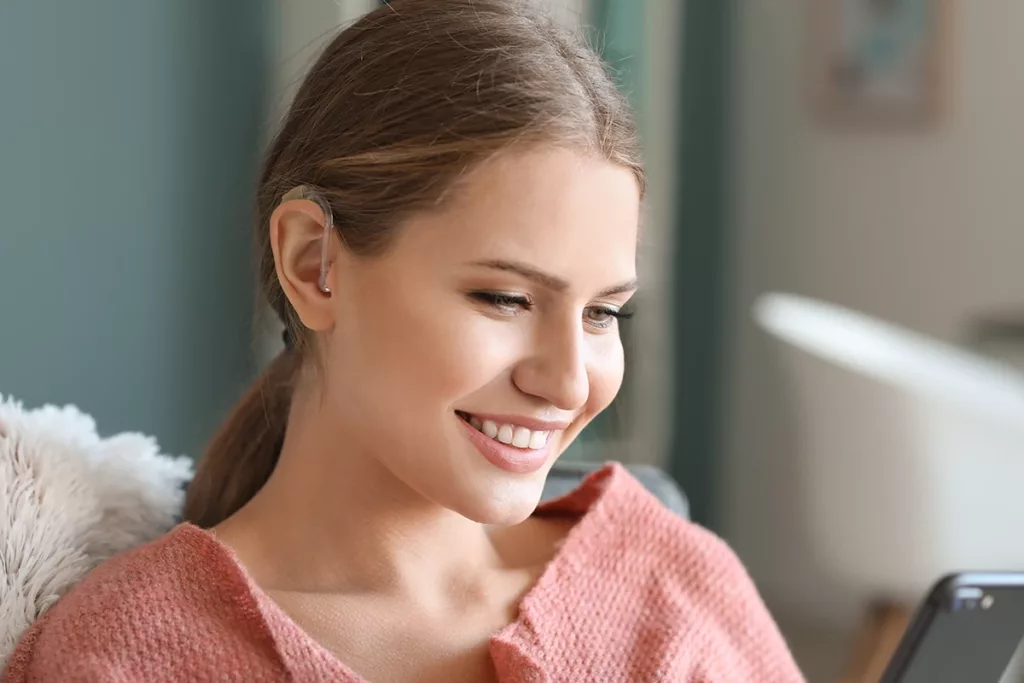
top-left (0, 394), bottom-right (193, 666)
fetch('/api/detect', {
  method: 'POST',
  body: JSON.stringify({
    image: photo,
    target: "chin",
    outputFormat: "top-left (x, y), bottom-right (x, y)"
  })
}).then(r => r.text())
top-left (465, 500), bottom-right (540, 527)
top-left (448, 470), bottom-right (550, 526)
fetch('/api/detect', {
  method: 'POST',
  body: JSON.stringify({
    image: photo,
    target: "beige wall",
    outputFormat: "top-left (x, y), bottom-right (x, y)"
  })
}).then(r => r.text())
top-left (268, 0), bottom-right (367, 116)
top-left (725, 0), bottom-right (1024, 625)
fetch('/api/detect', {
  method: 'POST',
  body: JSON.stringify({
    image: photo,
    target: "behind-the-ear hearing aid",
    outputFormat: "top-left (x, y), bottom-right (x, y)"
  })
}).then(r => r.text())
top-left (281, 185), bottom-right (334, 294)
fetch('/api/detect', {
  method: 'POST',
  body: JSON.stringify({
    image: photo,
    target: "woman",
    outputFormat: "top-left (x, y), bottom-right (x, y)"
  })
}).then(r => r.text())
top-left (4, 1), bottom-right (803, 681)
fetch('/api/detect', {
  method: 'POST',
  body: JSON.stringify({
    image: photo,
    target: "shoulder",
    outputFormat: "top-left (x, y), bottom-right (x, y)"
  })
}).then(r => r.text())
top-left (572, 463), bottom-right (762, 609)
top-left (3, 525), bottom-right (284, 682)
top-left (552, 462), bottom-right (747, 581)
top-left (544, 463), bottom-right (805, 681)
top-left (611, 464), bottom-right (755, 593)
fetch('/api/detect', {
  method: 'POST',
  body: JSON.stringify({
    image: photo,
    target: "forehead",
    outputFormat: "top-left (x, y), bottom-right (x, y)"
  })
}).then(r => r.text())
top-left (390, 147), bottom-right (641, 286)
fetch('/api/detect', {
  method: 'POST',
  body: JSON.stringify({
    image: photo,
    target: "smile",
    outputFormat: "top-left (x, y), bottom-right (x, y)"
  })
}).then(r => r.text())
top-left (455, 411), bottom-right (551, 450)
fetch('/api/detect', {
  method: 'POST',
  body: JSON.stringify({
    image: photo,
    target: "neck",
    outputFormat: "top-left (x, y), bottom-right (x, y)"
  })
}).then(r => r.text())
top-left (216, 393), bottom-right (502, 603)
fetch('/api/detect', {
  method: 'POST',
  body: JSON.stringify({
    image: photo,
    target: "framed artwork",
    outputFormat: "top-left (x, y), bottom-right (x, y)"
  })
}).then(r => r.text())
top-left (810, 0), bottom-right (951, 127)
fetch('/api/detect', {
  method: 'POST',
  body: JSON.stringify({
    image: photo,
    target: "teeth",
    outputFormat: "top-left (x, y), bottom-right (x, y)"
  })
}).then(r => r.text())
top-left (512, 427), bottom-right (531, 448)
top-left (463, 414), bottom-right (552, 451)
top-left (497, 424), bottom-right (514, 445)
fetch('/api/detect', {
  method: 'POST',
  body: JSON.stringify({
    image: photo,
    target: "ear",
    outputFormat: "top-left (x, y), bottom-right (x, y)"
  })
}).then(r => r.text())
top-left (269, 198), bottom-right (338, 333)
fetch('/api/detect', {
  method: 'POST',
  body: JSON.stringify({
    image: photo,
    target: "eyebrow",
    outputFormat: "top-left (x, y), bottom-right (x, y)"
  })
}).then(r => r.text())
top-left (469, 259), bottom-right (638, 298)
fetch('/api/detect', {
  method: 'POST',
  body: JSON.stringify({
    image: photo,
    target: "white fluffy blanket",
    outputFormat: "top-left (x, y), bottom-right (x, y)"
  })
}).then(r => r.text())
top-left (0, 394), bottom-right (193, 667)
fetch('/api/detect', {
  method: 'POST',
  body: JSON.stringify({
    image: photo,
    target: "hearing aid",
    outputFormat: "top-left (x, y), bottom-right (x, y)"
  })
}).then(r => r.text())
top-left (281, 185), bottom-right (334, 294)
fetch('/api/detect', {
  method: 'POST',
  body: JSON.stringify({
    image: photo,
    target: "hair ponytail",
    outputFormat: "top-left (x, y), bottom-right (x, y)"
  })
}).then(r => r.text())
top-left (184, 350), bottom-right (299, 528)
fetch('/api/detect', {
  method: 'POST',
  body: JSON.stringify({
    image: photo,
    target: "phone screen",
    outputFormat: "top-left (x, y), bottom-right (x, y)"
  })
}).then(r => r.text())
top-left (886, 584), bottom-right (1024, 683)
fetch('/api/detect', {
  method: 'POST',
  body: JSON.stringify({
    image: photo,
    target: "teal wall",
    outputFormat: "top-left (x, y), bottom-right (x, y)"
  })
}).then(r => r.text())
top-left (0, 1), bottom-right (269, 456)
top-left (669, 1), bottom-right (732, 529)
top-left (590, 0), bottom-right (733, 531)
top-left (576, 0), bottom-right (645, 452)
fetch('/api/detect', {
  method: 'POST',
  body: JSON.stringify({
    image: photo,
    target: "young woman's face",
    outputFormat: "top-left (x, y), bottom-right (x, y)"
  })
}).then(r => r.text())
top-left (324, 148), bottom-right (640, 524)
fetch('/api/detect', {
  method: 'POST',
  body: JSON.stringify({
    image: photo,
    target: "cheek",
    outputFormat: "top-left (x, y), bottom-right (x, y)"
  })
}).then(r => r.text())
top-left (586, 338), bottom-right (626, 416)
top-left (335, 289), bottom-right (523, 410)
top-left (407, 321), bottom-right (521, 403)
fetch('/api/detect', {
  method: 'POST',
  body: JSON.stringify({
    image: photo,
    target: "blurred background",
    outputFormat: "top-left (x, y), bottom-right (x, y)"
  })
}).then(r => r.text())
top-left (2, 1), bottom-right (1023, 680)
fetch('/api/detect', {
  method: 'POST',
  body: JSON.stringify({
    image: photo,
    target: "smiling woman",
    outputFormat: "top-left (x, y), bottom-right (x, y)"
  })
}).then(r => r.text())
top-left (2, 1), bottom-right (803, 682)
top-left (247, 147), bottom-right (641, 527)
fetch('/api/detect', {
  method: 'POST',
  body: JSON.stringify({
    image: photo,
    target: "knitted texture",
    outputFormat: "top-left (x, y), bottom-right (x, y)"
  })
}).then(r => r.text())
top-left (3, 464), bottom-right (804, 682)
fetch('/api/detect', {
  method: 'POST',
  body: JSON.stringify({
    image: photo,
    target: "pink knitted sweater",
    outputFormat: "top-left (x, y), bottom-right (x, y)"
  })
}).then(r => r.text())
top-left (4, 464), bottom-right (803, 682)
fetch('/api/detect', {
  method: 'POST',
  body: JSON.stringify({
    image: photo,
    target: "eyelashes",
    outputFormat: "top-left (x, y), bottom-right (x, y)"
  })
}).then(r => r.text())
top-left (469, 292), bottom-right (532, 313)
top-left (587, 306), bottom-right (635, 325)
top-left (468, 291), bottom-right (634, 330)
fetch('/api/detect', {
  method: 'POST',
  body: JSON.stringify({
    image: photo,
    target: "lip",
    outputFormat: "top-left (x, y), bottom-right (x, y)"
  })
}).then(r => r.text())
top-left (456, 414), bottom-right (554, 474)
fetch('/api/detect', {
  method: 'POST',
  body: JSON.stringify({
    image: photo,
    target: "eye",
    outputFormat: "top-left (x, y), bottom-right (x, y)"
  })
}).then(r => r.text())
top-left (469, 291), bottom-right (533, 315)
top-left (584, 306), bottom-right (634, 330)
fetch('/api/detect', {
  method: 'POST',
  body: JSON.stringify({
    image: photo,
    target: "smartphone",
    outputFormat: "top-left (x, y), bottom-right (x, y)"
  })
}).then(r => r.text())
top-left (881, 572), bottom-right (1024, 683)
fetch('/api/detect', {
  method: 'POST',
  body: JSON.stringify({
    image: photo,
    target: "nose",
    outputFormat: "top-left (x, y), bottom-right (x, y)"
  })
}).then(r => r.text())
top-left (512, 318), bottom-right (590, 412)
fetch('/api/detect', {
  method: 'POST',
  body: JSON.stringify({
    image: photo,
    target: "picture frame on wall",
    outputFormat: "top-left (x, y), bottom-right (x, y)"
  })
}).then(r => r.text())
top-left (809, 0), bottom-right (951, 127)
